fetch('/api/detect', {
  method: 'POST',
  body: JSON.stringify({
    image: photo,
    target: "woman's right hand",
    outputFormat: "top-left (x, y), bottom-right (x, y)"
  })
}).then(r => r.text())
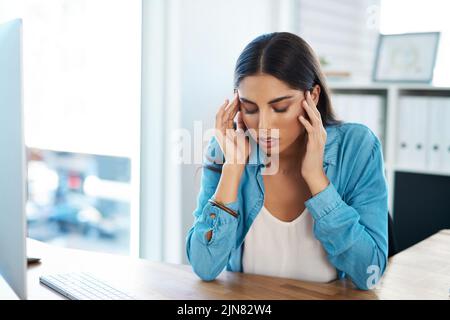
top-left (208, 92), bottom-right (249, 231)
top-left (215, 91), bottom-right (251, 167)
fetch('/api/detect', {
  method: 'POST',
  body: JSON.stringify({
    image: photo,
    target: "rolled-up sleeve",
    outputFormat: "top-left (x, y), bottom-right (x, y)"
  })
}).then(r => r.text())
top-left (186, 137), bottom-right (240, 281)
top-left (305, 130), bottom-right (388, 290)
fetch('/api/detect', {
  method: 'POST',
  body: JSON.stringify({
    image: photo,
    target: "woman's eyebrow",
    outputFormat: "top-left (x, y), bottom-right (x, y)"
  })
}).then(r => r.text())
top-left (239, 95), bottom-right (294, 105)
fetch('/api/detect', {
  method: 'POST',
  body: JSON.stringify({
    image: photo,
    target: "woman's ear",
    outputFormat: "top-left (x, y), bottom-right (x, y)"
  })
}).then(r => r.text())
top-left (310, 85), bottom-right (321, 105)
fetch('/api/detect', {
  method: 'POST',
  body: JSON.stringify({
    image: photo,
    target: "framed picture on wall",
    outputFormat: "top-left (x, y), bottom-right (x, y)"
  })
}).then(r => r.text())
top-left (373, 32), bottom-right (440, 83)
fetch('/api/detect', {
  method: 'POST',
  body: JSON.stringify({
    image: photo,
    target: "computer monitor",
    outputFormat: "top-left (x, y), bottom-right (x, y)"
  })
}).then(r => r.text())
top-left (0, 18), bottom-right (27, 300)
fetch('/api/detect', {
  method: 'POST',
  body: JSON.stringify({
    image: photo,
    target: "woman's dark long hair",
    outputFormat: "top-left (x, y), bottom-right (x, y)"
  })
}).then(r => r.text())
top-left (234, 32), bottom-right (341, 126)
top-left (205, 32), bottom-right (342, 173)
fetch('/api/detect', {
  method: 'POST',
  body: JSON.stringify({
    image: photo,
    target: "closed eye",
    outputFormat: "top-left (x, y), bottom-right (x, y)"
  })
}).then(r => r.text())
top-left (243, 108), bottom-right (258, 114)
top-left (241, 103), bottom-right (258, 114)
top-left (273, 106), bottom-right (289, 113)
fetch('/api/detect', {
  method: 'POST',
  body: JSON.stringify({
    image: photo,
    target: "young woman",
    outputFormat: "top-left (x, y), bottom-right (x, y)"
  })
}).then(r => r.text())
top-left (186, 32), bottom-right (388, 290)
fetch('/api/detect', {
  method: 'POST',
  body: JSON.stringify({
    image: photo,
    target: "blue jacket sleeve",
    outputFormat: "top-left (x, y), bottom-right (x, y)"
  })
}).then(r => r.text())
top-left (305, 129), bottom-right (388, 290)
top-left (185, 136), bottom-right (241, 281)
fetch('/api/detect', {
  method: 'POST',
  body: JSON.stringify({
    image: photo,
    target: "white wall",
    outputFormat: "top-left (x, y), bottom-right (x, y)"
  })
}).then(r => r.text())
top-left (297, 0), bottom-right (380, 83)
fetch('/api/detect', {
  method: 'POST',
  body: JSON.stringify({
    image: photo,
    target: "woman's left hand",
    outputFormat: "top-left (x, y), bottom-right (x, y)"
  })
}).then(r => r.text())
top-left (298, 90), bottom-right (330, 196)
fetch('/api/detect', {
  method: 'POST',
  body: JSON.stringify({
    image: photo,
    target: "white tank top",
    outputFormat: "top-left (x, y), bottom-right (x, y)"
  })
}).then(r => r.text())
top-left (242, 206), bottom-right (337, 283)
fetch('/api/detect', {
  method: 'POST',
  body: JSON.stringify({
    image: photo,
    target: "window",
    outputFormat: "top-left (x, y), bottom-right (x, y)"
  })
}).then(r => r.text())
top-left (0, 0), bottom-right (141, 255)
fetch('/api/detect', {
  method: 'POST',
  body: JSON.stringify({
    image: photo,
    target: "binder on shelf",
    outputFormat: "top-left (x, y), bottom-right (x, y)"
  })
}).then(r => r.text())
top-left (396, 96), bottom-right (428, 170)
top-left (396, 97), bottom-right (412, 168)
top-left (347, 94), bottom-right (363, 125)
top-left (363, 94), bottom-right (384, 142)
top-left (443, 98), bottom-right (450, 173)
top-left (332, 94), bottom-right (346, 121)
top-left (331, 94), bottom-right (384, 142)
top-left (427, 98), bottom-right (445, 171)
top-left (409, 97), bottom-right (428, 170)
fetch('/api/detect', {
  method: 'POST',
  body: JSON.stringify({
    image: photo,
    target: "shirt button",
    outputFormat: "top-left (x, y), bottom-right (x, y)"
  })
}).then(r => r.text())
top-left (210, 213), bottom-right (216, 219)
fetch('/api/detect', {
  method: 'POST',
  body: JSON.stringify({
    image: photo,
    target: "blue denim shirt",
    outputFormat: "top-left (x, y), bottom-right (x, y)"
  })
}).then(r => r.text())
top-left (186, 122), bottom-right (388, 290)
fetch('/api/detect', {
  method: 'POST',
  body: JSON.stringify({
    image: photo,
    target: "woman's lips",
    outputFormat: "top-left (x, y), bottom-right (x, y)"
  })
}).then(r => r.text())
top-left (258, 137), bottom-right (279, 149)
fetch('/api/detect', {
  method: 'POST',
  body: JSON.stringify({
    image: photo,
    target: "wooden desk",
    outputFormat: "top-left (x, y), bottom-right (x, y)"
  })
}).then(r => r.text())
top-left (27, 230), bottom-right (450, 300)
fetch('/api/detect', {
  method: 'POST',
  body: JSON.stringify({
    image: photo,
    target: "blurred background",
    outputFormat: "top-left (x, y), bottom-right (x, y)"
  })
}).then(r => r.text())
top-left (0, 0), bottom-right (449, 263)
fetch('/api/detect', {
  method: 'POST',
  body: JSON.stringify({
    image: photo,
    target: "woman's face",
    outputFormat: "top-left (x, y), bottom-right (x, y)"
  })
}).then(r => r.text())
top-left (237, 74), bottom-right (319, 155)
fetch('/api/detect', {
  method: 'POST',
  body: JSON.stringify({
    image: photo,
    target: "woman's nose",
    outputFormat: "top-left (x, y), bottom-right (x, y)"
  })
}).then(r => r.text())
top-left (258, 110), bottom-right (271, 130)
